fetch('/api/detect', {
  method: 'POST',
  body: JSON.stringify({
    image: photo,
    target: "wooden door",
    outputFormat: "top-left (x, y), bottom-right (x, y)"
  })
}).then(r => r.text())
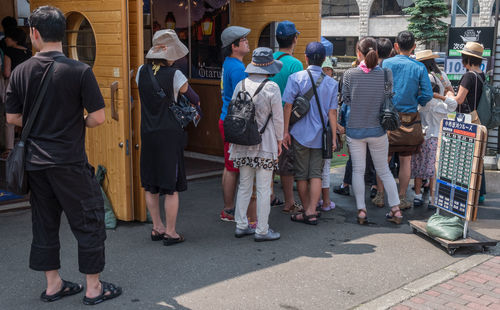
top-left (31, 0), bottom-right (135, 220)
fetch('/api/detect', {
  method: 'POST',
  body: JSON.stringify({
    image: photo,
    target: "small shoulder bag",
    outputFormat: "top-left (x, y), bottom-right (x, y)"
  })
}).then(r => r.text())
top-left (6, 61), bottom-right (55, 195)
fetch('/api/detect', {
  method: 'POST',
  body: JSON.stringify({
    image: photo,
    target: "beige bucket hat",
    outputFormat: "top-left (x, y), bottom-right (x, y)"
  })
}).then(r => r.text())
top-left (459, 42), bottom-right (485, 59)
top-left (415, 50), bottom-right (438, 61)
top-left (146, 29), bottom-right (188, 61)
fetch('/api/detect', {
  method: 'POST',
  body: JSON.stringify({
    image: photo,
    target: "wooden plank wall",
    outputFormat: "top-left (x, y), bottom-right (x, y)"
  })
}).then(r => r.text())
top-left (0, 1), bottom-right (16, 24)
top-left (231, 0), bottom-right (322, 67)
top-left (31, 0), bottom-right (134, 221)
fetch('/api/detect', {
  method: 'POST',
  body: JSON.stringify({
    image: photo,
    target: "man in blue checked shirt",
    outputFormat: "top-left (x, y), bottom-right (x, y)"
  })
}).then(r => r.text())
top-left (282, 42), bottom-right (338, 226)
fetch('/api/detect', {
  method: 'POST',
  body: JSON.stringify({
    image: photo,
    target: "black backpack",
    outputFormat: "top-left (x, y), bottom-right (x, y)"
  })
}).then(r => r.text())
top-left (223, 79), bottom-right (271, 146)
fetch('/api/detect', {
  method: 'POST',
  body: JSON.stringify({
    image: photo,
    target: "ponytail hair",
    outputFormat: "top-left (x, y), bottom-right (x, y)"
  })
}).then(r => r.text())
top-left (358, 37), bottom-right (378, 69)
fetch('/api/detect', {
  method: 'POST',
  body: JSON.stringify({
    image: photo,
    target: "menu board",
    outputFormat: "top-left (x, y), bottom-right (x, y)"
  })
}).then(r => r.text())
top-left (435, 119), bottom-right (487, 221)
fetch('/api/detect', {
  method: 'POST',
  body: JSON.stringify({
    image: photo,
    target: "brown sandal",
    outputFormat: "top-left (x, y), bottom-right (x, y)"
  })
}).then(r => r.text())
top-left (357, 209), bottom-right (368, 225)
top-left (281, 202), bottom-right (304, 215)
top-left (386, 207), bottom-right (403, 224)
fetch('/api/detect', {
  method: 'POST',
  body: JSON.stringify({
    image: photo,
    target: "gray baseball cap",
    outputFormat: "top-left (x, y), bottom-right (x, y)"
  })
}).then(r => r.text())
top-left (221, 26), bottom-right (250, 48)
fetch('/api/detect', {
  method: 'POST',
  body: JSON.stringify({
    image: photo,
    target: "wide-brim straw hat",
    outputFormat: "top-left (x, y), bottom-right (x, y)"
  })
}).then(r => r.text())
top-left (415, 50), bottom-right (438, 62)
top-left (459, 42), bottom-right (485, 59)
top-left (146, 29), bottom-right (188, 61)
top-left (245, 47), bottom-right (283, 75)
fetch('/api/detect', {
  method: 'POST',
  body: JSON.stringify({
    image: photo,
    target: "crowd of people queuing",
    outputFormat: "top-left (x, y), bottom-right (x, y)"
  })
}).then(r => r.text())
top-left (1, 4), bottom-right (489, 306)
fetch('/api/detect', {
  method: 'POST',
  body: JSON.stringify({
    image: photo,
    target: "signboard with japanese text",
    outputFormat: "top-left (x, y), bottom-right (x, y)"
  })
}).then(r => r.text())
top-left (446, 27), bottom-right (494, 88)
top-left (435, 119), bottom-right (487, 221)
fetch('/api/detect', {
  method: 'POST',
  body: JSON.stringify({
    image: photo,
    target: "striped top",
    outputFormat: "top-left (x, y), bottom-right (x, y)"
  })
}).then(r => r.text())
top-left (342, 66), bottom-right (392, 139)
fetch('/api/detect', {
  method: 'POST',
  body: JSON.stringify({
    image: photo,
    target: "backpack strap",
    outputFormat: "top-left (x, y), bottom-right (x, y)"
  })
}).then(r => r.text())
top-left (276, 53), bottom-right (290, 61)
top-left (251, 78), bottom-right (273, 134)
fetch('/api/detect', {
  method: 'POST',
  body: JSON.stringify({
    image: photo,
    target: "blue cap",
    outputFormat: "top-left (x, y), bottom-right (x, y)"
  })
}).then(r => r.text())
top-left (276, 21), bottom-right (300, 37)
top-left (305, 42), bottom-right (326, 59)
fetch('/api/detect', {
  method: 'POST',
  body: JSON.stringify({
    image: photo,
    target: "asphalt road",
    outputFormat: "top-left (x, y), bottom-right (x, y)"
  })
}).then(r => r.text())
top-left (0, 170), bottom-right (498, 310)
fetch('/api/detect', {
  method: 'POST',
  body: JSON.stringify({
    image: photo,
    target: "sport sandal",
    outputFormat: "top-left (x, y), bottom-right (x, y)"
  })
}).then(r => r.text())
top-left (82, 281), bottom-right (122, 305)
top-left (41, 279), bottom-right (84, 302)
top-left (386, 207), bottom-right (403, 225)
top-left (151, 229), bottom-right (165, 241)
top-left (291, 213), bottom-right (318, 225)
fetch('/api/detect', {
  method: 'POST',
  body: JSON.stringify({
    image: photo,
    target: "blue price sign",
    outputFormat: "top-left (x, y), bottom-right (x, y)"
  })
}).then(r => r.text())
top-left (445, 57), bottom-right (488, 75)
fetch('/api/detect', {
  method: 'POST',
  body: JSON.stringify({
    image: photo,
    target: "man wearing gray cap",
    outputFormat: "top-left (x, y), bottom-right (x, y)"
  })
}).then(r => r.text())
top-left (218, 26), bottom-right (251, 222)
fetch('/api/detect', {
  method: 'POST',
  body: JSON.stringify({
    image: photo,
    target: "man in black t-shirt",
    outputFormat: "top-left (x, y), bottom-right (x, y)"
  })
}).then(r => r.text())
top-left (5, 6), bottom-right (121, 305)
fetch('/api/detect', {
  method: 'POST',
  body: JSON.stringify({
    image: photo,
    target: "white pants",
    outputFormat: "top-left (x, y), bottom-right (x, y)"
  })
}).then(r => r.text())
top-left (322, 159), bottom-right (331, 189)
top-left (235, 166), bottom-right (273, 235)
top-left (347, 134), bottom-right (400, 210)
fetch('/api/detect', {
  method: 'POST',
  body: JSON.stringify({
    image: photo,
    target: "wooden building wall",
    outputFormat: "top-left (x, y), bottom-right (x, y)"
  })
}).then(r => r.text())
top-left (232, 0), bottom-right (322, 67)
top-left (31, 0), bottom-right (135, 221)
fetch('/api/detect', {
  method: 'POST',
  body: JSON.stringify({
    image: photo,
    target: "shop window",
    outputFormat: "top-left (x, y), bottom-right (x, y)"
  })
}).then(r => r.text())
top-left (63, 13), bottom-right (96, 67)
top-left (453, 0), bottom-right (480, 15)
top-left (258, 22), bottom-right (278, 52)
top-left (370, 0), bottom-right (414, 16)
top-left (322, 0), bottom-right (360, 17)
top-left (151, 0), bottom-right (230, 80)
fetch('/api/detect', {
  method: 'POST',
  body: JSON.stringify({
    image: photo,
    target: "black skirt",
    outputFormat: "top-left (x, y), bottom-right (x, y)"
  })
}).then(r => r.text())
top-left (140, 129), bottom-right (187, 195)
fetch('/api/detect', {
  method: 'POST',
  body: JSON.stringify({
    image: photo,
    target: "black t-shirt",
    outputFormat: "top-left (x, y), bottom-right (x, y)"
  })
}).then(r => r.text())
top-left (459, 70), bottom-right (485, 113)
top-left (5, 51), bottom-right (105, 169)
top-left (4, 47), bottom-right (31, 70)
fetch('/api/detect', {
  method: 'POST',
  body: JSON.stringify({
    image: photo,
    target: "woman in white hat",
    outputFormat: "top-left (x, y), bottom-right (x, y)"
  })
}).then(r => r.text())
top-left (447, 41), bottom-right (487, 202)
top-left (136, 29), bottom-right (199, 246)
top-left (413, 50), bottom-right (457, 209)
top-left (229, 47), bottom-right (284, 242)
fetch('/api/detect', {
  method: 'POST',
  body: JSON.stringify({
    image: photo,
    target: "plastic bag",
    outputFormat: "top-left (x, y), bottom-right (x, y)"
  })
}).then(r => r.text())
top-left (426, 214), bottom-right (464, 241)
top-left (95, 165), bottom-right (117, 229)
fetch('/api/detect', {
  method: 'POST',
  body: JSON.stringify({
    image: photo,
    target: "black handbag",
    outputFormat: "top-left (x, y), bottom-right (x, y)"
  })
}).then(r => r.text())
top-left (147, 65), bottom-right (198, 128)
top-left (380, 68), bottom-right (400, 131)
top-left (290, 70), bottom-right (325, 125)
top-left (6, 62), bottom-right (55, 195)
top-left (307, 70), bottom-right (332, 159)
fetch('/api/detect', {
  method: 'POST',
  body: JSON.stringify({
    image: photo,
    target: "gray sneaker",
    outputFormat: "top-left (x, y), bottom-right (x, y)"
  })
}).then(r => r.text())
top-left (254, 229), bottom-right (280, 242)
top-left (235, 226), bottom-right (255, 238)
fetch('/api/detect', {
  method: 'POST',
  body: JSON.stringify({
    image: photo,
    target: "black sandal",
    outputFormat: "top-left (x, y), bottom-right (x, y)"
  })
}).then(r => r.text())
top-left (82, 281), bottom-right (122, 305)
top-left (151, 229), bottom-right (165, 241)
top-left (270, 197), bottom-right (284, 207)
top-left (163, 234), bottom-right (185, 246)
top-left (40, 279), bottom-right (83, 302)
top-left (291, 213), bottom-right (318, 225)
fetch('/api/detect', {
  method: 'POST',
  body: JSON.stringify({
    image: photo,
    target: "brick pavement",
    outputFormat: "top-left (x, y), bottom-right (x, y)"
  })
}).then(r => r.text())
top-left (391, 256), bottom-right (500, 310)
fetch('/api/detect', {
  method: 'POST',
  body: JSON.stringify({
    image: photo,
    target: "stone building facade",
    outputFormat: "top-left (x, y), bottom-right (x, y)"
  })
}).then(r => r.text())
top-left (322, 0), bottom-right (497, 55)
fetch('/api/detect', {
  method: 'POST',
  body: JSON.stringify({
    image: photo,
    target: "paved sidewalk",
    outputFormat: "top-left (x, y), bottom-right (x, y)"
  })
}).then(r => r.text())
top-left (391, 256), bottom-right (500, 310)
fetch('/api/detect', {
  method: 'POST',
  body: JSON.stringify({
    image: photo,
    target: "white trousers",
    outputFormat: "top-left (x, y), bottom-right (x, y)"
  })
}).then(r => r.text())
top-left (235, 166), bottom-right (273, 235)
top-left (347, 134), bottom-right (400, 210)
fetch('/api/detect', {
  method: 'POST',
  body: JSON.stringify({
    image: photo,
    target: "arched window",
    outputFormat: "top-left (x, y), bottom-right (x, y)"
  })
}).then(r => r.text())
top-left (63, 13), bottom-right (96, 67)
top-left (322, 0), bottom-right (360, 17)
top-left (370, 0), bottom-right (414, 16)
top-left (258, 22), bottom-right (278, 51)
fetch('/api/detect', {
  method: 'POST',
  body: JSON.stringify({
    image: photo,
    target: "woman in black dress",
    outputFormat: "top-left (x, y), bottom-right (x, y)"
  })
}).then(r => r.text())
top-left (3, 27), bottom-right (31, 78)
top-left (137, 29), bottom-right (199, 245)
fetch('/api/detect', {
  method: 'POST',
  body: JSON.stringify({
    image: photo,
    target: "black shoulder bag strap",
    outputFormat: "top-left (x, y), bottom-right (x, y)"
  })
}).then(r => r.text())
top-left (307, 70), bottom-right (327, 129)
top-left (147, 64), bottom-right (169, 101)
top-left (20, 61), bottom-right (55, 142)
top-left (276, 53), bottom-right (290, 61)
top-left (304, 69), bottom-right (325, 102)
top-left (244, 78), bottom-right (273, 134)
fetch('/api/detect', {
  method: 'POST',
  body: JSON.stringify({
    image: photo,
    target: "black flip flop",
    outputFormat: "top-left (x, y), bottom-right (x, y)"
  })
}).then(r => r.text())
top-left (40, 280), bottom-right (84, 302)
top-left (291, 213), bottom-right (318, 225)
top-left (82, 281), bottom-right (122, 305)
top-left (270, 197), bottom-right (284, 207)
top-left (163, 234), bottom-right (185, 246)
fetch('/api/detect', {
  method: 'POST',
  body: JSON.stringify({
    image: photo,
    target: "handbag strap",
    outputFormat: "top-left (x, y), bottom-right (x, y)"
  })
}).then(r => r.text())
top-left (304, 69), bottom-right (325, 102)
top-left (147, 64), bottom-right (175, 106)
top-left (276, 53), bottom-right (290, 61)
top-left (21, 61), bottom-right (55, 142)
top-left (307, 69), bottom-right (327, 131)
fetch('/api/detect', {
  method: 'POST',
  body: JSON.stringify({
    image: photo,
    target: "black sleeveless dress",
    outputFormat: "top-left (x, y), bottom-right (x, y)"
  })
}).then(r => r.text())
top-left (138, 64), bottom-right (187, 195)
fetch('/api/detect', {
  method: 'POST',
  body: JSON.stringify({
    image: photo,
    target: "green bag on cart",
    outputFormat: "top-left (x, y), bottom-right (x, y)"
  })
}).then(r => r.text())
top-left (95, 165), bottom-right (117, 229)
top-left (426, 214), bottom-right (464, 241)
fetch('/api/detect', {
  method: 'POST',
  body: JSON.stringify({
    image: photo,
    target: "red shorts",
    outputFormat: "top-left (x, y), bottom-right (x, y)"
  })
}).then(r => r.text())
top-left (218, 119), bottom-right (239, 172)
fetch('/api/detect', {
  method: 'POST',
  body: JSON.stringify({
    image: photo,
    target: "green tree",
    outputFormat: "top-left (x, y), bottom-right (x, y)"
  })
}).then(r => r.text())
top-left (404, 0), bottom-right (449, 47)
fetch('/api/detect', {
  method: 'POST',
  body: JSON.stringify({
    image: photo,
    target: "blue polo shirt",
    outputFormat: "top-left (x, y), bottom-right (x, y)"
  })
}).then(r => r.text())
top-left (282, 65), bottom-right (338, 148)
top-left (382, 55), bottom-right (433, 113)
top-left (220, 57), bottom-right (247, 121)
